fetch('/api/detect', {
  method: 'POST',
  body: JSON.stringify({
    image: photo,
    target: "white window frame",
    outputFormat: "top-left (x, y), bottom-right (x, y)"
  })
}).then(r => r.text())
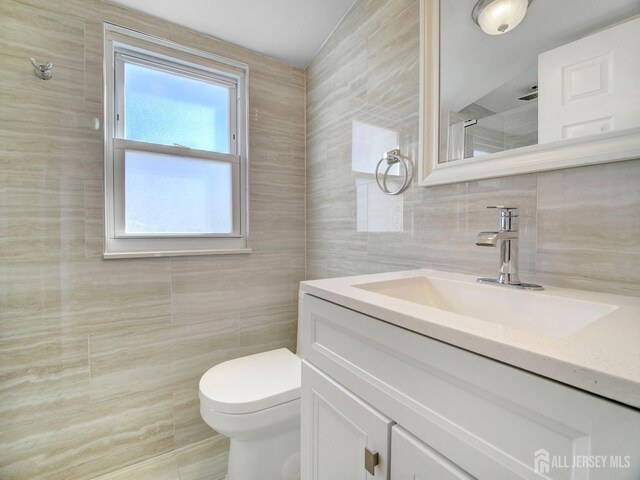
top-left (103, 23), bottom-right (250, 258)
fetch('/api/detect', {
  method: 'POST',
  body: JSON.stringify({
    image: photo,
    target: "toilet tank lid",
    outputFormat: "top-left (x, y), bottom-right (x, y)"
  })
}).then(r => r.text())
top-left (199, 348), bottom-right (301, 414)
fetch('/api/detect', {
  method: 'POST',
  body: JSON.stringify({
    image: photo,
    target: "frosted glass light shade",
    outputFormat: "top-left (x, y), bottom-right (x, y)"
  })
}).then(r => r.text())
top-left (473, 0), bottom-right (530, 35)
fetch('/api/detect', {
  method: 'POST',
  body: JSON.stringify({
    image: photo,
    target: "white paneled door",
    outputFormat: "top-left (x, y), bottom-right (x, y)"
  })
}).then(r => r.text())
top-left (538, 17), bottom-right (640, 143)
top-left (300, 362), bottom-right (392, 480)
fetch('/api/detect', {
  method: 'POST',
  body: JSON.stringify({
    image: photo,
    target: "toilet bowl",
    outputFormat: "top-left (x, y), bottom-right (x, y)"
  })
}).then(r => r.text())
top-left (199, 348), bottom-right (301, 480)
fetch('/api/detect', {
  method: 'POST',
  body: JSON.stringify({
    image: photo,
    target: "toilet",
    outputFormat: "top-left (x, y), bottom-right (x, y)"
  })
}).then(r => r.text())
top-left (199, 348), bottom-right (301, 480)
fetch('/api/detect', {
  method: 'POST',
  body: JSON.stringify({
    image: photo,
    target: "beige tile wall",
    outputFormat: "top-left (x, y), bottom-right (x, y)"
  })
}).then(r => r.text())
top-left (0, 1), bottom-right (304, 478)
top-left (306, 0), bottom-right (640, 297)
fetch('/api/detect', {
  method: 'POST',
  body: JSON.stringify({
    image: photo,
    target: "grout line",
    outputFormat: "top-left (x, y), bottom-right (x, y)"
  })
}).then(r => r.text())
top-left (303, 66), bottom-right (308, 283)
top-left (173, 434), bottom-right (225, 456)
top-left (89, 448), bottom-right (176, 480)
top-left (87, 334), bottom-right (92, 404)
top-left (533, 172), bottom-right (540, 276)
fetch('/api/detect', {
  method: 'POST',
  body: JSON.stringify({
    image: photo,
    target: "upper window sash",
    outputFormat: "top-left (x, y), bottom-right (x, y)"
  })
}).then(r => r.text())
top-left (113, 50), bottom-right (238, 155)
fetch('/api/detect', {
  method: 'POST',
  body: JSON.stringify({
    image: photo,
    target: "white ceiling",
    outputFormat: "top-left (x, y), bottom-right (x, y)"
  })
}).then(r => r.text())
top-left (107, 0), bottom-right (358, 67)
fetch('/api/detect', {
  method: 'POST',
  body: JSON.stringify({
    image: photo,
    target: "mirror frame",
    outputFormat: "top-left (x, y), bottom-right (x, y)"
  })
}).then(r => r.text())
top-left (418, 0), bottom-right (640, 186)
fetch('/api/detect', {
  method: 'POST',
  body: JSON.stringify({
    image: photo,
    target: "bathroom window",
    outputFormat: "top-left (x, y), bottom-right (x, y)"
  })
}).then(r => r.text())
top-left (103, 25), bottom-right (249, 258)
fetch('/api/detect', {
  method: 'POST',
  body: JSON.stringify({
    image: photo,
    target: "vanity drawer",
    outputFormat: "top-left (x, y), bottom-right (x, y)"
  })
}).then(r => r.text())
top-left (300, 294), bottom-right (640, 479)
top-left (391, 425), bottom-right (475, 480)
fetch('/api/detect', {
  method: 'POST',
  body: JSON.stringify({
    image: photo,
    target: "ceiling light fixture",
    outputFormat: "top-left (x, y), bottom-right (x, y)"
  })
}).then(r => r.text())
top-left (472, 0), bottom-right (532, 35)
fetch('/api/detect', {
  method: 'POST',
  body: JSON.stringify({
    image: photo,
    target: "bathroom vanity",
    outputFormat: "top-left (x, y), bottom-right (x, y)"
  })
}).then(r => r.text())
top-left (298, 270), bottom-right (640, 479)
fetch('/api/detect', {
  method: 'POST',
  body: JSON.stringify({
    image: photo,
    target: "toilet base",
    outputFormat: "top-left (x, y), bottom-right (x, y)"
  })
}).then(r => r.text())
top-left (227, 428), bottom-right (300, 480)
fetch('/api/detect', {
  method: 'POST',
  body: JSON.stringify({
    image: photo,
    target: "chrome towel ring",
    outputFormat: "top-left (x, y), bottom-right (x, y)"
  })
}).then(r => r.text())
top-left (375, 148), bottom-right (413, 195)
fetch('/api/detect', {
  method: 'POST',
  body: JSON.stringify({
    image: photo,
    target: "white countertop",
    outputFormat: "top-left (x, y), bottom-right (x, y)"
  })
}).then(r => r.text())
top-left (300, 269), bottom-right (640, 409)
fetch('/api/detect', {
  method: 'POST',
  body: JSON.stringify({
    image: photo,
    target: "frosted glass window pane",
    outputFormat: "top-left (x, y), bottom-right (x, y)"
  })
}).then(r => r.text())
top-left (124, 150), bottom-right (232, 234)
top-left (124, 62), bottom-right (230, 153)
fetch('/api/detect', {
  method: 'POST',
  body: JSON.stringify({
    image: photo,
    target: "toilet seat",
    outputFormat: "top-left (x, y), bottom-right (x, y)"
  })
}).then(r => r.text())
top-left (199, 348), bottom-right (301, 415)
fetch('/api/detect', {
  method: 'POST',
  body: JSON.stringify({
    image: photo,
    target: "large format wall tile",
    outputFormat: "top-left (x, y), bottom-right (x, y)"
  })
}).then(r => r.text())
top-left (0, 389), bottom-right (175, 480)
top-left (0, 333), bottom-right (89, 431)
top-left (0, 0), bottom-right (305, 478)
top-left (0, 175), bottom-right (64, 261)
top-left (0, 0), bottom-right (85, 99)
top-left (89, 325), bottom-right (174, 403)
top-left (60, 259), bottom-right (173, 334)
top-left (170, 254), bottom-right (294, 324)
top-left (238, 304), bottom-right (298, 354)
top-left (0, 174), bottom-right (104, 261)
top-left (172, 379), bottom-right (215, 449)
top-left (0, 261), bottom-right (62, 338)
top-left (171, 317), bottom-right (240, 384)
top-left (250, 167), bottom-right (305, 255)
top-left (171, 256), bottom-right (246, 323)
top-left (366, 1), bottom-right (419, 109)
top-left (536, 160), bottom-right (640, 295)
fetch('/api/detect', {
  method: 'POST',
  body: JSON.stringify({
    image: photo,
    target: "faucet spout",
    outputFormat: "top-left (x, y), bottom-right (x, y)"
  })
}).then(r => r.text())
top-left (476, 231), bottom-right (518, 247)
top-left (475, 231), bottom-right (499, 247)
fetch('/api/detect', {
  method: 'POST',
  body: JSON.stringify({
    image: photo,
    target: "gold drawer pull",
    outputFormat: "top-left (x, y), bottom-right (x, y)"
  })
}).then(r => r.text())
top-left (364, 448), bottom-right (379, 475)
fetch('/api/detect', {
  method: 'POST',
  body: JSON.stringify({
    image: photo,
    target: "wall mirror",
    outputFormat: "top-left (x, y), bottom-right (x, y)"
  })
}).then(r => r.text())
top-left (419, 0), bottom-right (640, 186)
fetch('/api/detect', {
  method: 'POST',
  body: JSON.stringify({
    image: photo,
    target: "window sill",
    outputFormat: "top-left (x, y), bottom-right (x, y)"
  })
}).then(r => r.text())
top-left (103, 248), bottom-right (252, 259)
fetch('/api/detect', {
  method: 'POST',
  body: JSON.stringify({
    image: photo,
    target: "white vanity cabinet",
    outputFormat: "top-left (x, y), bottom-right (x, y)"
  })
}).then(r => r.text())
top-left (299, 293), bottom-right (640, 480)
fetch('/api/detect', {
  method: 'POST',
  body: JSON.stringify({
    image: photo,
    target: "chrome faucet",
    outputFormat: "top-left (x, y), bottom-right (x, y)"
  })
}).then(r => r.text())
top-left (475, 206), bottom-right (543, 290)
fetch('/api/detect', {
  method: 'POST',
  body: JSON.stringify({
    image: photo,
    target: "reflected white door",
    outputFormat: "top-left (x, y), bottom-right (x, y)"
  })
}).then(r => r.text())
top-left (538, 16), bottom-right (640, 143)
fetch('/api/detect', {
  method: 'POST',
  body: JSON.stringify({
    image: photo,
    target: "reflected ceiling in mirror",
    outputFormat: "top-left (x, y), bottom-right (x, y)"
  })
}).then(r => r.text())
top-left (439, 0), bottom-right (640, 164)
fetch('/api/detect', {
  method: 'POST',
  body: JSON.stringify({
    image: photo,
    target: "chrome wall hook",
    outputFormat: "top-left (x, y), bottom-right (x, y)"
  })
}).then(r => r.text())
top-left (30, 58), bottom-right (53, 80)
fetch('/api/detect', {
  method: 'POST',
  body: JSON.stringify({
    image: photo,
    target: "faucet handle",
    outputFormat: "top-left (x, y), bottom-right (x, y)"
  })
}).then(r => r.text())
top-left (487, 206), bottom-right (518, 216)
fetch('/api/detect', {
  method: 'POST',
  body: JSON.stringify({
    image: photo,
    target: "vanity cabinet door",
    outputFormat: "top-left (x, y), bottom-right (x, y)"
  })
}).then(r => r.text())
top-left (301, 362), bottom-right (392, 480)
top-left (391, 426), bottom-right (476, 480)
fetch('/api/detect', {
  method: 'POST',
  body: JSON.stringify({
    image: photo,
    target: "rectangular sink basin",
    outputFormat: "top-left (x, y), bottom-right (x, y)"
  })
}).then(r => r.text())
top-left (353, 276), bottom-right (617, 337)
